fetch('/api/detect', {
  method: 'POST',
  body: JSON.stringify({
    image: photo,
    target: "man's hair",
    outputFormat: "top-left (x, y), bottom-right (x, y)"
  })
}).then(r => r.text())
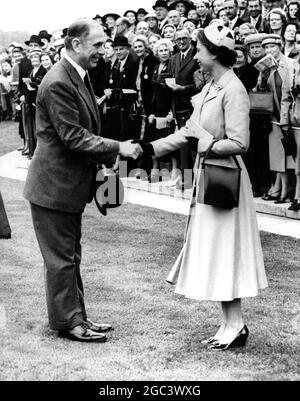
top-left (117, 17), bottom-right (131, 28)
top-left (65, 19), bottom-right (91, 50)
top-left (224, 0), bottom-right (238, 6)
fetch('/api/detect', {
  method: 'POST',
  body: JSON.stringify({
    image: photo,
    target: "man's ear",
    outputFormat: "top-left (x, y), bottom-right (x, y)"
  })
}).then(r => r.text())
top-left (72, 38), bottom-right (81, 54)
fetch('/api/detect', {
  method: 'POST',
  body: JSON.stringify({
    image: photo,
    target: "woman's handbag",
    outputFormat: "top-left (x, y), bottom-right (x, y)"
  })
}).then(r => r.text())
top-left (198, 140), bottom-right (242, 209)
top-left (281, 126), bottom-right (297, 160)
top-left (249, 91), bottom-right (274, 115)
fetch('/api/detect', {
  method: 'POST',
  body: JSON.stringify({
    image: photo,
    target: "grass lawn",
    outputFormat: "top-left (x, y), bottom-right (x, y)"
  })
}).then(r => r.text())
top-left (0, 121), bottom-right (299, 381)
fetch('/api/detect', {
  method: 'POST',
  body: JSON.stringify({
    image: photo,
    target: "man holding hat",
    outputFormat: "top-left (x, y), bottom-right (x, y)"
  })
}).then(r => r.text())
top-left (23, 19), bottom-right (142, 343)
top-left (153, 0), bottom-right (170, 35)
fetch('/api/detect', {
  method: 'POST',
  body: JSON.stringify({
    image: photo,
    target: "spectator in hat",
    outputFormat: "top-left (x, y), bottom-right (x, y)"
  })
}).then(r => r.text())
top-left (259, 34), bottom-right (295, 203)
top-left (162, 23), bottom-right (177, 42)
top-left (25, 35), bottom-right (43, 50)
top-left (169, 0), bottom-right (193, 17)
top-left (282, 22), bottom-right (299, 58)
top-left (38, 30), bottom-right (52, 51)
top-left (195, 1), bottom-right (213, 28)
top-left (145, 13), bottom-right (160, 34)
top-left (238, 22), bottom-right (257, 43)
top-left (116, 17), bottom-right (136, 45)
top-left (153, 0), bottom-right (170, 35)
top-left (103, 35), bottom-right (139, 142)
top-left (137, 8), bottom-right (148, 22)
top-left (243, 33), bottom-right (271, 197)
top-left (217, 7), bottom-right (230, 26)
top-left (123, 10), bottom-right (138, 32)
top-left (136, 21), bottom-right (150, 37)
top-left (183, 18), bottom-right (198, 34)
top-left (280, 28), bottom-right (300, 211)
top-left (233, 44), bottom-right (258, 91)
top-left (93, 14), bottom-right (103, 25)
top-left (187, 7), bottom-right (200, 23)
top-left (103, 13), bottom-right (120, 39)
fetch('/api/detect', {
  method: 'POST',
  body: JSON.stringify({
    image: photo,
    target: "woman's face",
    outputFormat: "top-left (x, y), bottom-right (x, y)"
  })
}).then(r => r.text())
top-left (194, 39), bottom-right (215, 72)
top-left (176, 3), bottom-right (187, 16)
top-left (104, 42), bottom-right (114, 58)
top-left (219, 9), bottom-right (229, 25)
top-left (30, 54), bottom-right (41, 67)
top-left (284, 24), bottom-right (296, 42)
top-left (249, 42), bottom-right (264, 59)
top-left (196, 3), bottom-right (208, 16)
top-left (288, 4), bottom-right (299, 19)
top-left (234, 49), bottom-right (246, 68)
top-left (157, 44), bottom-right (171, 62)
top-left (187, 9), bottom-right (198, 20)
top-left (149, 35), bottom-right (159, 51)
top-left (269, 13), bottom-right (283, 31)
top-left (163, 26), bottom-right (176, 40)
top-left (183, 21), bottom-right (196, 34)
top-left (1, 61), bottom-right (11, 74)
top-left (41, 55), bottom-right (52, 69)
top-left (264, 43), bottom-right (281, 59)
top-left (147, 17), bottom-right (158, 29)
top-left (213, 0), bottom-right (224, 15)
top-left (136, 22), bottom-right (150, 36)
top-left (133, 40), bottom-right (147, 58)
top-left (106, 17), bottom-right (116, 29)
top-left (125, 12), bottom-right (136, 25)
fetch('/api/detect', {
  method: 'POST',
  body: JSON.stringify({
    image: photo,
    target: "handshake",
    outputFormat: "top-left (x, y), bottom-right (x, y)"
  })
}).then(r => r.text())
top-left (118, 140), bottom-right (154, 160)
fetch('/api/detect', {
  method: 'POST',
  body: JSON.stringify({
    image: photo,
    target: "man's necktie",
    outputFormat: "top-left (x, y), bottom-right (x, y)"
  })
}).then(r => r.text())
top-left (84, 72), bottom-right (94, 99)
top-left (180, 53), bottom-right (185, 65)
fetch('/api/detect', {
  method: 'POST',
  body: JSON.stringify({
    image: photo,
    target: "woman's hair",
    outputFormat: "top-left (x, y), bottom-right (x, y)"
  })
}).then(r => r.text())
top-left (267, 8), bottom-right (287, 25)
top-left (161, 24), bottom-right (176, 37)
top-left (149, 33), bottom-right (161, 41)
top-left (132, 35), bottom-right (149, 49)
top-left (153, 38), bottom-right (174, 57)
top-left (216, 8), bottom-right (225, 18)
top-left (41, 52), bottom-right (54, 63)
top-left (197, 29), bottom-right (237, 67)
top-left (282, 21), bottom-right (299, 38)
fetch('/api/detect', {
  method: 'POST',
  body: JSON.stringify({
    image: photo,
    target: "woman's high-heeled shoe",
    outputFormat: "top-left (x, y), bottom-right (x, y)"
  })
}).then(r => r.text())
top-left (261, 192), bottom-right (280, 201)
top-left (208, 325), bottom-right (249, 351)
top-left (201, 337), bottom-right (218, 345)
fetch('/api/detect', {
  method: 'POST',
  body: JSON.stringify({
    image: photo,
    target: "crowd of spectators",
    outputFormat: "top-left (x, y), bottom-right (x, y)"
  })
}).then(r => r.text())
top-left (1, 0), bottom-right (300, 211)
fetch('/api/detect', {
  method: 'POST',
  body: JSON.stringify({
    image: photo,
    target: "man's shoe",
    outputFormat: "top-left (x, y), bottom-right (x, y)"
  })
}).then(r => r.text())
top-left (85, 318), bottom-right (113, 333)
top-left (58, 323), bottom-right (107, 342)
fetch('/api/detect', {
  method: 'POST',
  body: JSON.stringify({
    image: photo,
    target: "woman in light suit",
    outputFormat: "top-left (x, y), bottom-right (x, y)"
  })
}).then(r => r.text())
top-left (142, 24), bottom-right (268, 350)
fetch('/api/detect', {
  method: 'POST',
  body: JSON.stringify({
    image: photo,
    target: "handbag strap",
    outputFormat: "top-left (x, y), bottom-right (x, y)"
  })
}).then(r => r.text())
top-left (201, 139), bottom-right (241, 170)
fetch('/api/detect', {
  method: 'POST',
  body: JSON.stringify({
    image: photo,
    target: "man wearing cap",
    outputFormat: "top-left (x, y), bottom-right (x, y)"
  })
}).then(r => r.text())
top-left (23, 19), bottom-right (142, 343)
top-left (104, 35), bottom-right (139, 143)
top-left (243, 32), bottom-right (272, 197)
top-left (153, 0), bottom-right (170, 35)
top-left (115, 17), bottom-right (136, 45)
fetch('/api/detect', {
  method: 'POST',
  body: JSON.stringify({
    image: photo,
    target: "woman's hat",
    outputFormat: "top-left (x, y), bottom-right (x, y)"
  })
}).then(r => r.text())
top-left (103, 13), bottom-right (120, 22)
top-left (153, 1), bottom-right (169, 11)
top-left (25, 35), bottom-right (43, 47)
top-left (244, 33), bottom-right (268, 46)
top-left (123, 10), bottom-right (137, 17)
top-left (38, 30), bottom-right (52, 41)
top-left (203, 24), bottom-right (235, 50)
top-left (144, 13), bottom-right (158, 21)
top-left (93, 14), bottom-right (102, 20)
top-left (112, 35), bottom-right (131, 47)
top-left (62, 28), bottom-right (68, 38)
top-left (234, 44), bottom-right (247, 54)
top-left (261, 34), bottom-right (283, 47)
top-left (169, 1), bottom-right (193, 12)
top-left (137, 8), bottom-right (148, 15)
top-left (28, 48), bottom-right (42, 58)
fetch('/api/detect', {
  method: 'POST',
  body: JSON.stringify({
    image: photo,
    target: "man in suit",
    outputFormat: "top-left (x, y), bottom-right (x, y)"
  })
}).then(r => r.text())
top-left (23, 19), bottom-right (142, 343)
top-left (153, 0), bottom-right (170, 35)
top-left (246, 0), bottom-right (269, 33)
top-left (224, 0), bottom-right (245, 30)
top-left (167, 29), bottom-right (199, 188)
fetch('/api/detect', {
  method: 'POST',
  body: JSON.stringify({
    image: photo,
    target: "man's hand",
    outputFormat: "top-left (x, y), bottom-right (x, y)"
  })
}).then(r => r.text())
top-left (166, 82), bottom-right (185, 91)
top-left (119, 140), bottom-right (143, 160)
top-left (104, 89), bottom-right (112, 99)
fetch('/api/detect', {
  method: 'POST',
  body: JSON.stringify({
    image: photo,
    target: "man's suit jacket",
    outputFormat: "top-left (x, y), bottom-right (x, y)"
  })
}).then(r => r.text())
top-left (23, 57), bottom-right (120, 213)
top-left (168, 47), bottom-right (199, 112)
top-left (243, 14), bottom-right (269, 33)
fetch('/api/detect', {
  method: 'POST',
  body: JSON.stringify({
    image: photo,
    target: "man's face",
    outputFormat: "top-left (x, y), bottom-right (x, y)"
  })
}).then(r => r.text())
top-left (116, 19), bottom-right (126, 35)
top-left (224, 0), bottom-right (238, 19)
top-left (114, 46), bottom-right (129, 60)
top-left (12, 51), bottom-right (23, 63)
top-left (77, 24), bottom-right (106, 69)
top-left (175, 32), bottom-right (191, 52)
top-left (264, 43), bottom-right (281, 59)
top-left (133, 40), bottom-right (146, 58)
top-left (155, 7), bottom-right (168, 21)
top-left (249, 42), bottom-right (264, 59)
top-left (147, 17), bottom-right (158, 29)
top-left (196, 2), bottom-right (208, 16)
top-left (136, 22), bottom-right (150, 36)
top-left (265, 0), bottom-right (281, 11)
top-left (176, 3), bottom-right (187, 16)
top-left (248, 0), bottom-right (261, 18)
top-left (28, 42), bottom-right (40, 50)
top-left (168, 11), bottom-right (181, 26)
top-left (239, 25), bottom-right (252, 42)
